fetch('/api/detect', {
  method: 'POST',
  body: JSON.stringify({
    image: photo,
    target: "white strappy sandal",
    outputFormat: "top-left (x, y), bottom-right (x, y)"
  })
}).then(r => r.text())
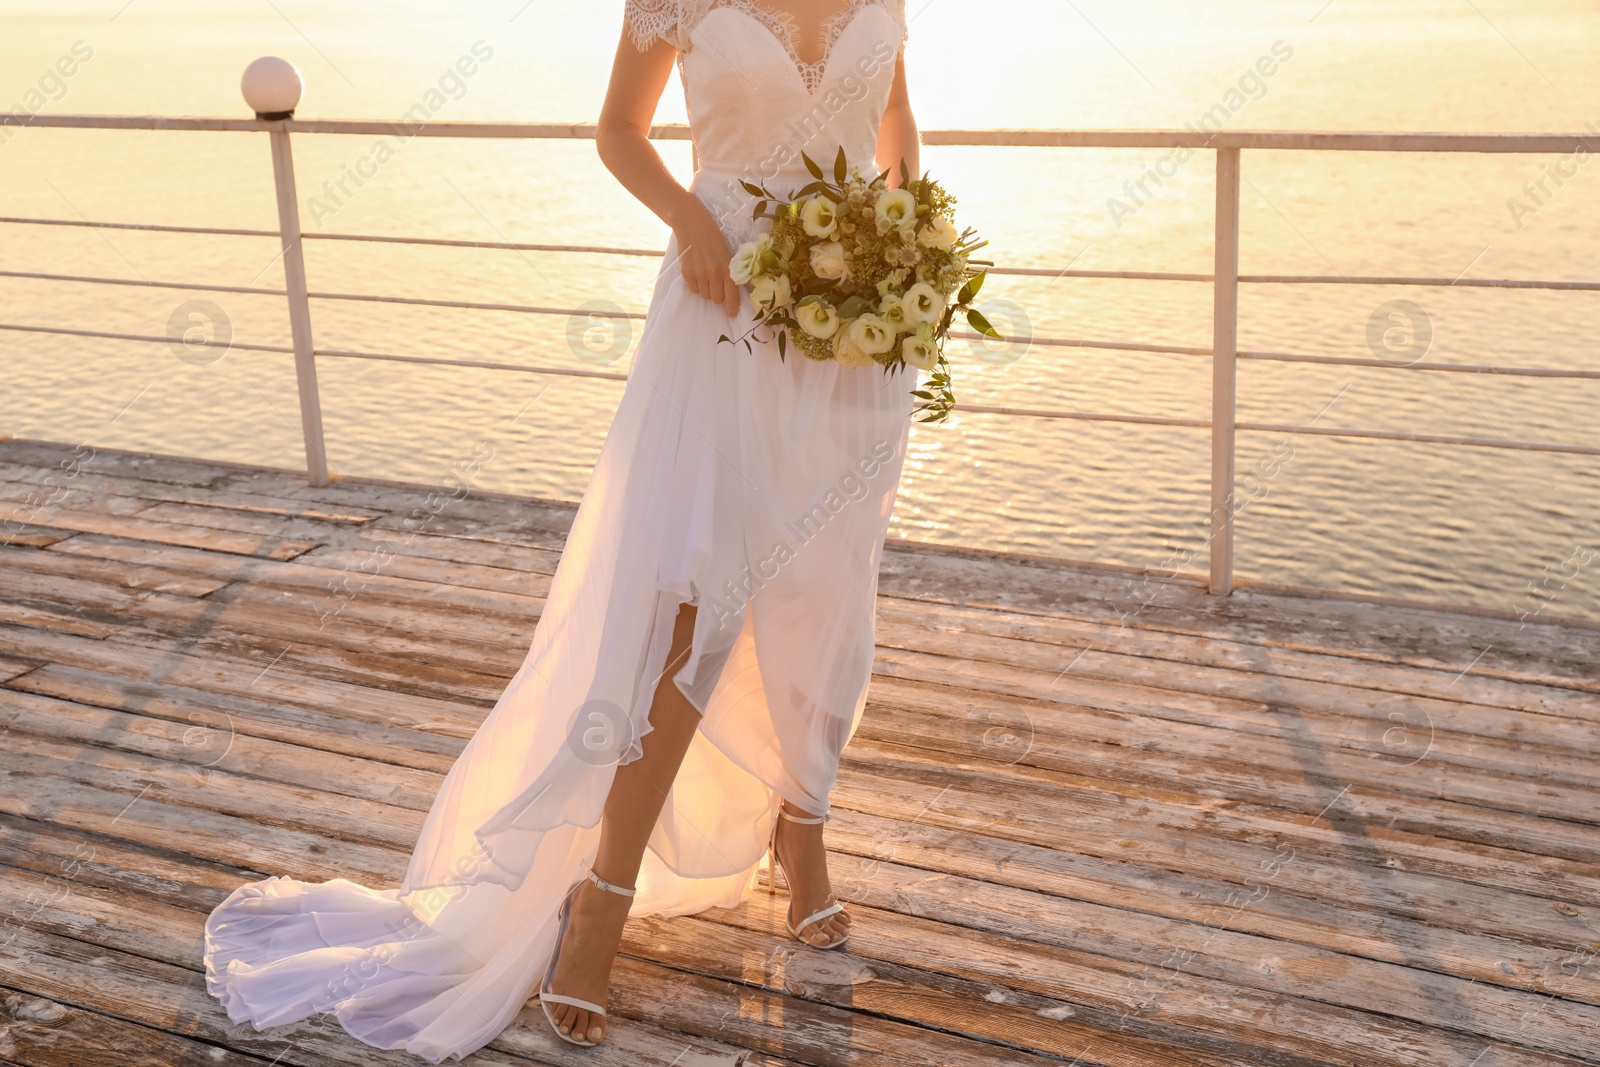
top-left (766, 803), bottom-right (850, 950)
top-left (539, 865), bottom-right (636, 1047)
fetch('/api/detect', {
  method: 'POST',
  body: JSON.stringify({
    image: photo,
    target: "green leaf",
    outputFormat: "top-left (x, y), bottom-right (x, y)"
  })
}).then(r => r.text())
top-left (718, 334), bottom-right (731, 344)
top-left (967, 308), bottom-right (1001, 339)
top-left (739, 179), bottom-right (765, 197)
top-left (751, 200), bottom-right (766, 220)
top-left (899, 158), bottom-right (911, 188)
top-left (778, 330), bottom-right (787, 359)
top-left (957, 270), bottom-right (986, 305)
top-left (834, 145), bottom-right (847, 184)
top-left (802, 151), bottom-right (824, 180)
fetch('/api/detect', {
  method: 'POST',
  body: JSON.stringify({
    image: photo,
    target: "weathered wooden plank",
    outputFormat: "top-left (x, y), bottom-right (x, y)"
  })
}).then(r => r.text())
top-left (3, 504), bottom-right (317, 560)
top-left (824, 758), bottom-right (1600, 951)
top-left (871, 643), bottom-right (1600, 761)
top-left (0, 689), bottom-right (443, 812)
top-left (837, 736), bottom-right (1600, 909)
top-left (136, 500), bottom-right (380, 542)
top-left (812, 807), bottom-right (1598, 998)
top-left (0, 442), bottom-right (234, 487)
top-left (0, 523), bottom-right (71, 549)
top-left (9, 665), bottom-right (462, 771)
top-left (0, 623), bottom-right (486, 740)
top-left (0, 758), bottom-right (402, 888)
top-left (877, 595), bottom-right (1600, 717)
top-left (797, 853), bottom-right (1600, 1062)
top-left (0, 655), bottom-right (37, 683)
top-left (0, 987), bottom-right (284, 1067)
top-left (0, 602), bottom-right (126, 640)
top-left (45, 531), bottom-right (548, 624)
top-left (860, 678), bottom-right (1600, 848)
top-left (296, 543), bottom-right (554, 597)
top-left (0, 482), bottom-right (154, 519)
top-left (875, 540), bottom-right (1600, 689)
top-left (0, 735), bottom-right (422, 858)
top-left (1, 542), bottom-right (230, 598)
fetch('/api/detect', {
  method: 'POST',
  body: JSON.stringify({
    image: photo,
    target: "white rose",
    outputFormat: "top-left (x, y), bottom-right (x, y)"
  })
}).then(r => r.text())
top-left (901, 335), bottom-right (939, 371)
top-left (749, 273), bottom-right (792, 316)
top-left (832, 323), bottom-right (875, 367)
top-left (875, 188), bottom-right (917, 233)
top-left (729, 241), bottom-right (762, 285)
top-left (916, 215), bottom-right (960, 250)
top-left (799, 196), bottom-right (838, 238)
top-left (847, 313), bottom-right (895, 357)
top-left (902, 282), bottom-right (946, 328)
top-left (809, 240), bottom-right (848, 281)
top-left (795, 296), bottom-right (841, 339)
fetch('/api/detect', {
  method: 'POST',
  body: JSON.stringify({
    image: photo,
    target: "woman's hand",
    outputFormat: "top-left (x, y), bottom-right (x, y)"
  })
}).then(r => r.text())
top-left (669, 200), bottom-right (742, 319)
top-left (595, 28), bottom-right (742, 320)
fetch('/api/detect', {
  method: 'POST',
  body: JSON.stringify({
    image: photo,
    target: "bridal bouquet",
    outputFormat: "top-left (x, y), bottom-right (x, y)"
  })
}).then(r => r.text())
top-left (719, 148), bottom-right (997, 424)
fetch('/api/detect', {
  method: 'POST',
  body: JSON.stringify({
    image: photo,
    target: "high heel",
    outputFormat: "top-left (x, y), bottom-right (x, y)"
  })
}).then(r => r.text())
top-left (539, 864), bottom-right (636, 1047)
top-left (765, 802), bottom-right (849, 950)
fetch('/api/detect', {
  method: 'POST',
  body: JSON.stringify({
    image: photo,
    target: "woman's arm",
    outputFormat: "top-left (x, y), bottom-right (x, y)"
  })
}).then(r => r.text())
top-left (596, 28), bottom-right (742, 317)
top-left (875, 52), bottom-right (919, 188)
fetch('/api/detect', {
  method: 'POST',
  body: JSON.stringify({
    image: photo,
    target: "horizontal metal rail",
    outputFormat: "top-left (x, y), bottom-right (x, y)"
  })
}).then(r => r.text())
top-left (6, 269), bottom-right (1596, 379)
top-left (6, 320), bottom-right (1594, 454)
top-left (3, 215), bottom-right (1596, 290)
top-left (5, 114), bottom-right (1596, 154)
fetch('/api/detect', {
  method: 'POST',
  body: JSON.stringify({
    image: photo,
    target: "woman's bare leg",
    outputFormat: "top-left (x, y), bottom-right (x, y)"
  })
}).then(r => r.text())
top-left (547, 601), bottom-right (703, 1044)
top-left (545, 599), bottom-right (851, 1041)
top-left (774, 798), bottom-right (852, 947)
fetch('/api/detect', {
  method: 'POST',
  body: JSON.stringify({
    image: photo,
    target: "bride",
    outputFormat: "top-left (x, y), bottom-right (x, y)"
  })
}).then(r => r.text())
top-left (204, 0), bottom-right (919, 1059)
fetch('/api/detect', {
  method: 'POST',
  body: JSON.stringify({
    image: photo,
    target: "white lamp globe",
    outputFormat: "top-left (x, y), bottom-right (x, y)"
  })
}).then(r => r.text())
top-left (242, 56), bottom-right (303, 120)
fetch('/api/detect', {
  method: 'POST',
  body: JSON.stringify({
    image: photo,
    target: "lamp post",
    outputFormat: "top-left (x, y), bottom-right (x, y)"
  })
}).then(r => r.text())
top-left (243, 57), bottom-right (329, 485)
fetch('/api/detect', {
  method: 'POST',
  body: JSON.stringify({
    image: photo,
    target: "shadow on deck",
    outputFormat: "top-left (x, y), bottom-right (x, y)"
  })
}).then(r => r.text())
top-left (1, 438), bottom-right (1597, 1067)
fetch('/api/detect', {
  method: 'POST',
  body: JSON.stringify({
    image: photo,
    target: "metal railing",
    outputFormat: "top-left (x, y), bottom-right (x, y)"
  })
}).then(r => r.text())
top-left (2, 113), bottom-right (1595, 596)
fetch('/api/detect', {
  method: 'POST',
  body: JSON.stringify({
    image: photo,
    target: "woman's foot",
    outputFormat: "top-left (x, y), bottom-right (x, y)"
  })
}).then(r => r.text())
top-left (545, 873), bottom-right (635, 1044)
top-left (773, 801), bottom-right (852, 947)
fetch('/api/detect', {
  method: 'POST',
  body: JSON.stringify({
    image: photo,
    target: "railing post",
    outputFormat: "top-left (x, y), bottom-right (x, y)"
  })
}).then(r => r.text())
top-left (1209, 147), bottom-right (1241, 596)
top-left (267, 124), bottom-right (330, 486)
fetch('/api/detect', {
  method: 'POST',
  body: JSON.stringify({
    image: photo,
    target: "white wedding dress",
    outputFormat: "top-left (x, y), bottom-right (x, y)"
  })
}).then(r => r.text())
top-left (203, 0), bottom-right (913, 1061)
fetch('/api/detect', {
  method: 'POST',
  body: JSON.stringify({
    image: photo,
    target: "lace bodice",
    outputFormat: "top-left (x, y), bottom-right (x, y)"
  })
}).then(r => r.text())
top-left (625, 0), bottom-right (906, 93)
top-left (622, 0), bottom-right (909, 243)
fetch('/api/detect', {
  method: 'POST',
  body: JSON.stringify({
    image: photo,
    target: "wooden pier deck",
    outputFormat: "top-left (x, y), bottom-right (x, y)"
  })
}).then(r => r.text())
top-left (0, 437), bottom-right (1597, 1067)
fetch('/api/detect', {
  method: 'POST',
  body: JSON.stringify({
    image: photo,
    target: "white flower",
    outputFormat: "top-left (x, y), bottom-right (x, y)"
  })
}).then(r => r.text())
top-left (916, 215), bottom-right (960, 250)
top-left (847, 313), bottom-right (896, 357)
top-left (902, 282), bottom-right (946, 327)
top-left (832, 323), bottom-right (875, 367)
top-left (749, 273), bottom-right (792, 316)
top-left (729, 241), bottom-right (762, 285)
top-left (878, 292), bottom-right (908, 333)
top-left (810, 240), bottom-right (848, 281)
top-left (795, 296), bottom-right (841, 339)
top-left (901, 335), bottom-right (939, 371)
top-left (875, 188), bottom-right (917, 233)
top-left (800, 196), bottom-right (838, 238)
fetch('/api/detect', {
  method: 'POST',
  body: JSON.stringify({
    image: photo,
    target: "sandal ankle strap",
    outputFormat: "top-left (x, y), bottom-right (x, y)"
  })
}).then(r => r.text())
top-left (778, 803), bottom-right (830, 825)
top-left (584, 866), bottom-right (637, 897)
